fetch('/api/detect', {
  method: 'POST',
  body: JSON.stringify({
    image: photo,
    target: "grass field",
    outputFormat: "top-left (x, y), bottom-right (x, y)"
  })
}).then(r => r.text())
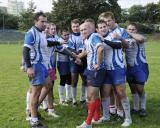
top-left (0, 37), bottom-right (160, 128)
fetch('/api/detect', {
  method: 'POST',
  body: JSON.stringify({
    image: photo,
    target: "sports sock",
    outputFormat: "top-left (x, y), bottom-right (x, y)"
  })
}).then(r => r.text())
top-left (80, 85), bottom-right (86, 101)
top-left (101, 97), bottom-right (110, 120)
top-left (71, 87), bottom-right (77, 103)
top-left (93, 98), bottom-right (101, 121)
top-left (140, 93), bottom-right (147, 110)
top-left (65, 84), bottom-right (71, 100)
top-left (132, 93), bottom-right (139, 110)
top-left (26, 91), bottom-right (30, 110)
top-left (121, 97), bottom-right (131, 120)
top-left (58, 85), bottom-right (65, 101)
top-left (86, 101), bottom-right (96, 125)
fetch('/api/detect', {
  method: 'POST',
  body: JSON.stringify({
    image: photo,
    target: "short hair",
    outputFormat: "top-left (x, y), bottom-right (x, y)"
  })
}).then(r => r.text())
top-left (50, 23), bottom-right (56, 27)
top-left (96, 20), bottom-right (106, 28)
top-left (128, 22), bottom-right (138, 29)
top-left (98, 11), bottom-right (115, 20)
top-left (61, 27), bottom-right (69, 34)
top-left (84, 18), bottom-right (95, 25)
top-left (71, 19), bottom-right (80, 25)
top-left (33, 11), bottom-right (46, 21)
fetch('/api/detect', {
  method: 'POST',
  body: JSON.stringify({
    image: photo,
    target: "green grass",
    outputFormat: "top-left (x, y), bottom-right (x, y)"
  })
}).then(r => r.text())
top-left (0, 38), bottom-right (160, 128)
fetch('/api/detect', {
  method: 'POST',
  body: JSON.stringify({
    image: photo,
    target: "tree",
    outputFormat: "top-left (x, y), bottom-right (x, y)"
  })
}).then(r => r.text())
top-left (0, 10), bottom-right (19, 30)
top-left (18, 0), bottom-right (36, 31)
top-left (51, 0), bottom-right (121, 29)
top-left (128, 5), bottom-right (146, 22)
top-left (145, 3), bottom-right (160, 23)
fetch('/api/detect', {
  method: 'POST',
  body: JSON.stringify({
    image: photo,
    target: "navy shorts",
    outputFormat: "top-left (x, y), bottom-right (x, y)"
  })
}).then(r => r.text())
top-left (127, 63), bottom-right (149, 85)
top-left (104, 68), bottom-right (126, 86)
top-left (70, 60), bottom-right (86, 74)
top-left (84, 68), bottom-right (106, 87)
top-left (29, 63), bottom-right (48, 86)
top-left (57, 61), bottom-right (70, 75)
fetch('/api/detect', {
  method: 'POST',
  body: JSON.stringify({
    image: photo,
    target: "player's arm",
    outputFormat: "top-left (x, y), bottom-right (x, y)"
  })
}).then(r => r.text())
top-left (103, 39), bottom-right (122, 49)
top-left (127, 32), bottom-right (147, 43)
top-left (112, 33), bottom-right (129, 49)
top-left (96, 45), bottom-right (104, 68)
top-left (93, 35), bottom-right (104, 70)
top-left (23, 31), bottom-right (35, 78)
top-left (47, 40), bottom-right (61, 47)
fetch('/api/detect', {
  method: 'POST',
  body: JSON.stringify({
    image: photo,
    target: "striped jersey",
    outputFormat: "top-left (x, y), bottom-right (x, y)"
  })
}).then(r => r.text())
top-left (125, 38), bottom-right (147, 67)
top-left (104, 26), bottom-right (128, 70)
top-left (57, 37), bottom-right (70, 62)
top-left (67, 33), bottom-right (84, 53)
top-left (84, 33), bottom-right (104, 70)
top-left (24, 26), bottom-right (50, 67)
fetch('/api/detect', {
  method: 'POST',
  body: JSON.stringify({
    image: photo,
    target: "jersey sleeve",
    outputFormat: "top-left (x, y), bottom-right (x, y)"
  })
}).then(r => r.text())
top-left (91, 35), bottom-right (102, 49)
top-left (121, 29), bottom-right (129, 39)
top-left (67, 39), bottom-right (75, 49)
top-left (24, 31), bottom-right (34, 49)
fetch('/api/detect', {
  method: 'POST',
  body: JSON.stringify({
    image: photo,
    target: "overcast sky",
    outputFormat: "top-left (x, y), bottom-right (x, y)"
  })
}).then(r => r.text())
top-left (0, 0), bottom-right (159, 12)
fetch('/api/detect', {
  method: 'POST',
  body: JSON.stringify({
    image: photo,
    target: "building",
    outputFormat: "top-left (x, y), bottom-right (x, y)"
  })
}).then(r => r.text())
top-left (0, 6), bottom-right (7, 13)
top-left (7, 0), bottom-right (24, 16)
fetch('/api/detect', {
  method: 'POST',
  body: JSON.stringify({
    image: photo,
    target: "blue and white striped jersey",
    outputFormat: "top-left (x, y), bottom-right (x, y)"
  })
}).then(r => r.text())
top-left (104, 26), bottom-right (128, 70)
top-left (46, 35), bottom-right (65, 69)
top-left (67, 33), bottom-right (84, 53)
top-left (57, 37), bottom-right (70, 62)
top-left (125, 38), bottom-right (147, 67)
top-left (84, 33), bottom-right (104, 70)
top-left (24, 26), bottom-right (50, 67)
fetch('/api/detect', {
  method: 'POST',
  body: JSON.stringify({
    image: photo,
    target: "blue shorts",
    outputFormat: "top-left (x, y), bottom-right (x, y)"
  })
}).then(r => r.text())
top-left (57, 61), bottom-right (70, 75)
top-left (29, 63), bottom-right (48, 86)
top-left (127, 63), bottom-right (149, 85)
top-left (104, 68), bottom-right (126, 86)
top-left (70, 61), bottom-right (85, 74)
top-left (84, 68), bottom-right (106, 87)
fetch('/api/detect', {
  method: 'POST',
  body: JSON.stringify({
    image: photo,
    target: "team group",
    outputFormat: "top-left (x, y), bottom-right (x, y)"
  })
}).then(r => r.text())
top-left (22, 11), bottom-right (149, 128)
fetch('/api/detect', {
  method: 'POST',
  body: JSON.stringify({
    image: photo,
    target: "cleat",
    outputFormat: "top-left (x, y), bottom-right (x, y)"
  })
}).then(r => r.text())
top-left (110, 113), bottom-right (117, 120)
top-left (131, 109), bottom-right (139, 114)
top-left (92, 117), bottom-right (111, 124)
top-left (65, 98), bottom-right (72, 104)
top-left (26, 110), bottom-right (31, 121)
top-left (80, 100), bottom-right (86, 105)
top-left (29, 120), bottom-right (47, 128)
top-left (76, 121), bottom-right (92, 128)
top-left (72, 102), bottom-right (78, 107)
top-left (115, 115), bottom-right (124, 123)
top-left (59, 101), bottom-right (68, 106)
top-left (48, 110), bottom-right (60, 118)
top-left (121, 119), bottom-right (132, 127)
top-left (139, 109), bottom-right (147, 117)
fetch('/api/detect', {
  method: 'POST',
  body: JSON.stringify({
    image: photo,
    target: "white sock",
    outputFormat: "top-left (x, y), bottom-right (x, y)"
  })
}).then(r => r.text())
top-left (102, 97), bottom-right (110, 120)
top-left (121, 97), bottom-right (131, 120)
top-left (140, 93), bottom-right (147, 110)
top-left (31, 117), bottom-right (38, 122)
top-left (58, 85), bottom-right (65, 101)
top-left (48, 108), bottom-right (54, 113)
top-left (117, 109), bottom-right (124, 117)
top-left (71, 87), bottom-right (77, 103)
top-left (42, 97), bottom-right (48, 109)
top-left (26, 91), bottom-right (30, 110)
top-left (132, 93), bottom-right (139, 110)
top-left (80, 85), bottom-right (86, 101)
top-left (65, 84), bottom-right (71, 100)
top-left (109, 105), bottom-right (116, 114)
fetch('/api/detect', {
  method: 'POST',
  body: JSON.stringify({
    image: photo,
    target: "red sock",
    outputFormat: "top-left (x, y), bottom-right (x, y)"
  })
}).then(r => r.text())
top-left (85, 101), bottom-right (96, 125)
top-left (93, 98), bottom-right (101, 121)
